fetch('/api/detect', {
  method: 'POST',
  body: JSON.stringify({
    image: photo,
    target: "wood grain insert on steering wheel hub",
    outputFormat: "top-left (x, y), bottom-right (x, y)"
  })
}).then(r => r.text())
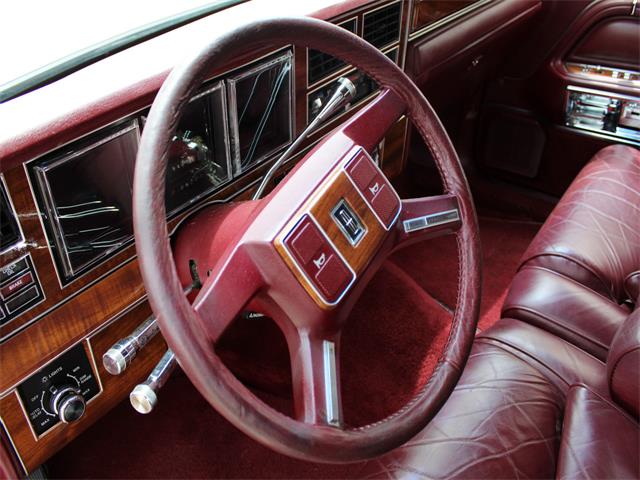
top-left (275, 148), bottom-right (400, 308)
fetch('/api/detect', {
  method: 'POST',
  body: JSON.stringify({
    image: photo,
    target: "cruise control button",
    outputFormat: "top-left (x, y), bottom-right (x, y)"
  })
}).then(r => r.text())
top-left (346, 154), bottom-right (377, 191)
top-left (1, 272), bottom-right (34, 300)
top-left (314, 255), bottom-right (352, 302)
top-left (371, 184), bottom-right (400, 227)
top-left (289, 218), bottom-right (324, 265)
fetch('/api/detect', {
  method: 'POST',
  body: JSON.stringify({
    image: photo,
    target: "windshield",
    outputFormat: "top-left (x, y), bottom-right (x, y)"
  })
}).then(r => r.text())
top-left (0, 0), bottom-right (241, 102)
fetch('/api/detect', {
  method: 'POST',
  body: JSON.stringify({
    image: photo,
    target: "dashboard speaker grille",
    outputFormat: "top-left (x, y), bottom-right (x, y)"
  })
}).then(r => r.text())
top-left (363, 2), bottom-right (402, 49)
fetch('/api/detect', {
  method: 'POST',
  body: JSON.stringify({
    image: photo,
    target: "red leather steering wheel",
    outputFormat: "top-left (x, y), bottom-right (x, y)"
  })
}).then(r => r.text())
top-left (133, 16), bottom-right (481, 463)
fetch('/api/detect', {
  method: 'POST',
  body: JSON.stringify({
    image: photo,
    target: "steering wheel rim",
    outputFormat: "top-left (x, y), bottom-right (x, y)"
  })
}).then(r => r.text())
top-left (133, 16), bottom-right (481, 463)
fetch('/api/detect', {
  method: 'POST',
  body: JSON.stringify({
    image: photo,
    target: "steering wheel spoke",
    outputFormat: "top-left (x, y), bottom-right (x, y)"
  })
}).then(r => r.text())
top-left (345, 88), bottom-right (406, 152)
top-left (287, 328), bottom-right (343, 427)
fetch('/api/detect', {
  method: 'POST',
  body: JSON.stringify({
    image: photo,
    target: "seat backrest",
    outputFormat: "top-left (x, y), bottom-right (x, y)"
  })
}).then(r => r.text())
top-left (607, 308), bottom-right (640, 418)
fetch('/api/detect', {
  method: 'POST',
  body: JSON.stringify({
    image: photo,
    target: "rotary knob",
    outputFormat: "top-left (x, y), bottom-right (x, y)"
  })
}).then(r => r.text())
top-left (50, 386), bottom-right (86, 424)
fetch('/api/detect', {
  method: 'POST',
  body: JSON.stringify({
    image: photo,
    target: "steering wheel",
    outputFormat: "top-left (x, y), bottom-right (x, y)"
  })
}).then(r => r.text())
top-left (133, 16), bottom-right (481, 463)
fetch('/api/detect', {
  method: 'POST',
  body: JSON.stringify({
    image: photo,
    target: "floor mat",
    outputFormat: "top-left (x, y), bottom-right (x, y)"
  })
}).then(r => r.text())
top-left (48, 263), bottom-right (453, 478)
top-left (390, 217), bottom-right (540, 331)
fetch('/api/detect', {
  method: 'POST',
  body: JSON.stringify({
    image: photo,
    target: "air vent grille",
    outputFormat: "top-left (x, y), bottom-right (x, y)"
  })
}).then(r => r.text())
top-left (0, 182), bottom-right (21, 251)
top-left (363, 2), bottom-right (402, 49)
top-left (308, 18), bottom-right (357, 85)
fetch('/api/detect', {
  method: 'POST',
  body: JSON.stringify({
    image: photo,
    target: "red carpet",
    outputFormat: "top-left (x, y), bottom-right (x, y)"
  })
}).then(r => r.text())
top-left (48, 263), bottom-right (452, 478)
top-left (48, 218), bottom-right (537, 478)
top-left (390, 217), bottom-right (540, 331)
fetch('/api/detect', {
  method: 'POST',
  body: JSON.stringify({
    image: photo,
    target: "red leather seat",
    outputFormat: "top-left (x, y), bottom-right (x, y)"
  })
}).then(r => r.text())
top-left (502, 145), bottom-right (640, 359)
top-left (366, 311), bottom-right (640, 479)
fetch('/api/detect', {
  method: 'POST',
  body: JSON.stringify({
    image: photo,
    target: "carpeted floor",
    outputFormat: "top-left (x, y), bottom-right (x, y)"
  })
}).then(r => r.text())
top-left (390, 217), bottom-right (540, 331)
top-left (48, 263), bottom-right (452, 479)
top-left (48, 217), bottom-right (539, 478)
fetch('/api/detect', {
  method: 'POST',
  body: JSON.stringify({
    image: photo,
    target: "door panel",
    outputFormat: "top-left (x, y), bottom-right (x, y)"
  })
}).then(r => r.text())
top-left (476, 0), bottom-right (639, 200)
top-left (569, 17), bottom-right (640, 71)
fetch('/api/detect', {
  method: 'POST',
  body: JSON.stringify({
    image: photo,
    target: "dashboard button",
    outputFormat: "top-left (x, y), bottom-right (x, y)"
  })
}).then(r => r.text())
top-left (0, 257), bottom-right (28, 283)
top-left (0, 271), bottom-right (34, 300)
top-left (5, 285), bottom-right (39, 313)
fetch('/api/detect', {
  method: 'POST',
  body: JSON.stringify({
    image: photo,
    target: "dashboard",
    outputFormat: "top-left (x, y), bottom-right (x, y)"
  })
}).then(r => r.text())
top-left (0, 0), bottom-right (525, 474)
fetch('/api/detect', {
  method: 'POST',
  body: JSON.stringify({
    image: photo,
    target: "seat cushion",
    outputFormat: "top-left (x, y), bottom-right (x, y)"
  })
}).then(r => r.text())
top-left (556, 385), bottom-right (640, 480)
top-left (363, 319), bottom-right (608, 479)
top-left (363, 340), bottom-right (565, 479)
top-left (502, 266), bottom-right (630, 360)
top-left (520, 144), bottom-right (640, 304)
top-left (607, 309), bottom-right (640, 418)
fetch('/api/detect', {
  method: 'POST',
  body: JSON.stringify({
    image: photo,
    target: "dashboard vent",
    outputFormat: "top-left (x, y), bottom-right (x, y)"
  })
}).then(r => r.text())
top-left (363, 2), bottom-right (402, 49)
top-left (308, 18), bottom-right (357, 85)
top-left (0, 182), bottom-right (21, 251)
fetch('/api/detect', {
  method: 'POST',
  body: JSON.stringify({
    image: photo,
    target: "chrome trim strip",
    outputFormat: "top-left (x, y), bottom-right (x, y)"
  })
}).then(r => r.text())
top-left (322, 340), bottom-right (341, 427)
top-left (567, 85), bottom-right (640, 103)
top-left (403, 208), bottom-right (460, 233)
top-left (408, 0), bottom-right (493, 42)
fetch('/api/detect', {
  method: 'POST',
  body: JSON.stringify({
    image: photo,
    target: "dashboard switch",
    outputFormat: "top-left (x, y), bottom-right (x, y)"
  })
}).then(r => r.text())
top-left (17, 343), bottom-right (100, 436)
